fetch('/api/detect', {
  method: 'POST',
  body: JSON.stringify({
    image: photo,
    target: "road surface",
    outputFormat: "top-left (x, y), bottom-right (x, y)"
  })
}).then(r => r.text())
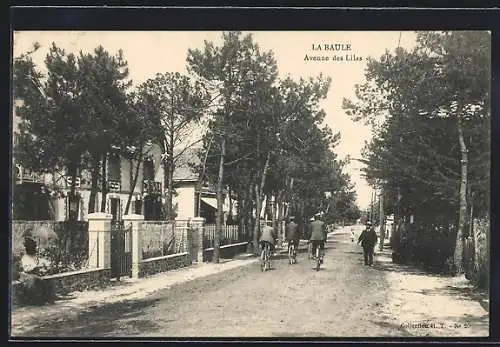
top-left (18, 225), bottom-right (405, 337)
top-left (15, 225), bottom-right (488, 338)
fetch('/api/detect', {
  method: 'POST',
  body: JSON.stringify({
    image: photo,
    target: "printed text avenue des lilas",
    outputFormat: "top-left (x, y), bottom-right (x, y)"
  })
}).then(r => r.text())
top-left (304, 43), bottom-right (363, 62)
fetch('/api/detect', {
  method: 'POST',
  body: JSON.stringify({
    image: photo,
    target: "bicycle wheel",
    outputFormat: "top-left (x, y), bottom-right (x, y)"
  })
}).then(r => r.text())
top-left (260, 248), bottom-right (266, 272)
top-left (315, 246), bottom-right (321, 271)
top-left (266, 245), bottom-right (271, 271)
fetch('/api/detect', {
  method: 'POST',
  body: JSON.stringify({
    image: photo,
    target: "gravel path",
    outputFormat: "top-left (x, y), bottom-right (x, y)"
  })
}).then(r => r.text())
top-left (12, 225), bottom-right (488, 338)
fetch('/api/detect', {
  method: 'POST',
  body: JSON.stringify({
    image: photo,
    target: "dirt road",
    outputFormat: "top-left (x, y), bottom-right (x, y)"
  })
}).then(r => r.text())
top-left (17, 226), bottom-right (400, 337)
top-left (16, 225), bottom-right (488, 338)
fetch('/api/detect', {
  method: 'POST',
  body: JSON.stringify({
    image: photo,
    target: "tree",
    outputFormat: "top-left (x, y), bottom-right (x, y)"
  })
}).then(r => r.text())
top-left (344, 31), bottom-right (490, 274)
top-left (77, 45), bottom-right (132, 214)
top-left (187, 31), bottom-right (278, 260)
top-left (14, 43), bottom-right (87, 221)
top-left (14, 43), bottom-right (135, 219)
top-left (137, 73), bottom-right (208, 220)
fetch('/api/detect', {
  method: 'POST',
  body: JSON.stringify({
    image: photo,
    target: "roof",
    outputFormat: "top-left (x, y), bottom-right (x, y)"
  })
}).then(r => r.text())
top-left (173, 146), bottom-right (202, 181)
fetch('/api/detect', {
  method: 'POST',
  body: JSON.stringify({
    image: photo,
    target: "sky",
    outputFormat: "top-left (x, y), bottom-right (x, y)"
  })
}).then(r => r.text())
top-left (13, 31), bottom-right (417, 210)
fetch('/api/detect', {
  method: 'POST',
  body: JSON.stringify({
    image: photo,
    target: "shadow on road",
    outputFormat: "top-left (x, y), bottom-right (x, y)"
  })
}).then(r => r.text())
top-left (19, 297), bottom-right (163, 337)
top-left (370, 320), bottom-right (413, 337)
top-left (343, 251), bottom-right (363, 255)
top-left (371, 260), bottom-right (452, 278)
top-left (405, 285), bottom-right (489, 313)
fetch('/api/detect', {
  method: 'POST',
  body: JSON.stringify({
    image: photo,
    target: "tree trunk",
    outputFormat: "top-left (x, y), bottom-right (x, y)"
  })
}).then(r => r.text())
top-left (66, 160), bottom-right (79, 253)
top-left (214, 136), bottom-right (225, 263)
top-left (379, 189), bottom-right (385, 251)
top-left (125, 149), bottom-right (143, 215)
top-left (252, 184), bottom-right (261, 255)
top-left (88, 154), bottom-right (100, 214)
top-left (276, 191), bottom-right (285, 245)
top-left (252, 152), bottom-right (271, 254)
top-left (67, 160), bottom-right (78, 222)
top-left (469, 193), bottom-right (477, 272)
top-left (100, 153), bottom-right (108, 213)
top-left (245, 185), bottom-right (253, 253)
top-left (271, 193), bottom-right (278, 246)
top-left (167, 158), bottom-right (175, 220)
top-left (454, 110), bottom-right (468, 275)
top-left (227, 187), bottom-right (233, 224)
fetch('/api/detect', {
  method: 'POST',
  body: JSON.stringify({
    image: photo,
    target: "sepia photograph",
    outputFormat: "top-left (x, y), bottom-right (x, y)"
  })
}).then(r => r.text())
top-left (10, 30), bottom-right (490, 338)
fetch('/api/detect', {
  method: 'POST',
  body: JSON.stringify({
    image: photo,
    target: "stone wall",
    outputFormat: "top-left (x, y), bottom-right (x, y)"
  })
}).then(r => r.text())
top-left (42, 268), bottom-right (111, 295)
top-left (139, 253), bottom-right (191, 278)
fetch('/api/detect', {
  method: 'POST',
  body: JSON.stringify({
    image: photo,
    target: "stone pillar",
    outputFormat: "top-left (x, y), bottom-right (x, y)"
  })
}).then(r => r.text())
top-left (191, 217), bottom-right (205, 263)
top-left (123, 214), bottom-right (144, 279)
top-left (87, 212), bottom-right (112, 269)
top-left (175, 218), bottom-right (190, 254)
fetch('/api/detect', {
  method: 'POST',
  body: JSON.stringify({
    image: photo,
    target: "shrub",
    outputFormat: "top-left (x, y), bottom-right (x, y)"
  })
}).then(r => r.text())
top-left (36, 245), bottom-right (87, 276)
top-left (13, 273), bottom-right (55, 306)
top-left (12, 253), bottom-right (24, 281)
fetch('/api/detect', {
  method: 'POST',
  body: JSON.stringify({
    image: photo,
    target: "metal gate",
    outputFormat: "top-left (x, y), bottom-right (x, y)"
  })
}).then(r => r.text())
top-left (110, 220), bottom-right (132, 279)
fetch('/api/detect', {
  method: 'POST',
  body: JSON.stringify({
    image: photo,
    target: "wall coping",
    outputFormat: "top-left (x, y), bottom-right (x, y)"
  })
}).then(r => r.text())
top-left (87, 212), bottom-right (113, 220)
top-left (140, 252), bottom-right (189, 264)
top-left (41, 267), bottom-right (109, 279)
top-left (204, 242), bottom-right (248, 252)
top-left (123, 214), bottom-right (145, 221)
top-left (191, 217), bottom-right (205, 223)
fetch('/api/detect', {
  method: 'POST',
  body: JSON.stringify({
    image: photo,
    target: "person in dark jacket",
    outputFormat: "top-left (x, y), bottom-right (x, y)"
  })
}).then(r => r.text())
top-left (259, 219), bottom-right (277, 254)
top-left (358, 221), bottom-right (378, 266)
top-left (309, 214), bottom-right (326, 262)
top-left (285, 216), bottom-right (299, 253)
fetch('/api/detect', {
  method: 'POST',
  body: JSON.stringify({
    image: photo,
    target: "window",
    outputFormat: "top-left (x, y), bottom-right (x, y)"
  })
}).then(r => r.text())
top-left (108, 154), bottom-right (121, 181)
top-left (143, 158), bottom-right (155, 181)
top-left (67, 193), bottom-right (81, 221)
top-left (134, 200), bottom-right (142, 215)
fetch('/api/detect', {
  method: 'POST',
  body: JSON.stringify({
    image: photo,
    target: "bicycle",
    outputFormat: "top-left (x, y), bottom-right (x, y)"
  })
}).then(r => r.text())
top-left (315, 245), bottom-right (322, 271)
top-left (311, 242), bottom-right (323, 271)
top-left (288, 241), bottom-right (297, 265)
top-left (260, 242), bottom-right (272, 272)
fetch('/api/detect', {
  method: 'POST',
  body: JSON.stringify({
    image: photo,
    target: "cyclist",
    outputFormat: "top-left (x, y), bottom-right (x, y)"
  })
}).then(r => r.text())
top-left (259, 218), bottom-right (277, 255)
top-left (285, 216), bottom-right (299, 256)
top-left (309, 213), bottom-right (326, 263)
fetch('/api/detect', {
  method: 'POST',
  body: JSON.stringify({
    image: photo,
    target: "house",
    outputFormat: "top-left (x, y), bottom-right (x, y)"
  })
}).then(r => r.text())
top-left (12, 105), bottom-right (230, 222)
top-left (171, 147), bottom-right (231, 224)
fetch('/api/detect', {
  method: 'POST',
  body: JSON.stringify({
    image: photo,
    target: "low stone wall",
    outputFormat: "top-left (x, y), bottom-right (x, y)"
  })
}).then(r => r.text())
top-left (139, 252), bottom-right (192, 278)
top-left (203, 242), bottom-right (249, 262)
top-left (42, 268), bottom-right (111, 295)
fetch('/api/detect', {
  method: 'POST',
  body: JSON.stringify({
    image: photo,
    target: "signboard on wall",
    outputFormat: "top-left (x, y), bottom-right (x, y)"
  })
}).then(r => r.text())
top-left (108, 180), bottom-right (121, 192)
top-left (15, 164), bottom-right (43, 184)
top-left (143, 180), bottom-right (161, 195)
top-left (65, 176), bottom-right (81, 188)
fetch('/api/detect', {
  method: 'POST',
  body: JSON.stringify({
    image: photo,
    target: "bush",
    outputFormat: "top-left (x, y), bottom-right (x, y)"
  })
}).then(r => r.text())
top-left (36, 245), bottom-right (87, 276)
top-left (12, 253), bottom-right (24, 281)
top-left (390, 221), bottom-right (456, 274)
top-left (13, 273), bottom-right (55, 306)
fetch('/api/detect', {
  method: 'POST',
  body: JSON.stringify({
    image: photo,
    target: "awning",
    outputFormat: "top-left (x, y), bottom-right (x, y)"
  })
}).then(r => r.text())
top-left (201, 197), bottom-right (218, 210)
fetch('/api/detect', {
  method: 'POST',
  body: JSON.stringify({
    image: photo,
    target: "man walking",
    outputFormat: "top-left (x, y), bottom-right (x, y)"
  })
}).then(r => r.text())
top-left (358, 221), bottom-right (378, 266)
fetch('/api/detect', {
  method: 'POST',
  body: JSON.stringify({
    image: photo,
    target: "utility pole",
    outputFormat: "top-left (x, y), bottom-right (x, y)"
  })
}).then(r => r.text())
top-left (379, 187), bottom-right (385, 251)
